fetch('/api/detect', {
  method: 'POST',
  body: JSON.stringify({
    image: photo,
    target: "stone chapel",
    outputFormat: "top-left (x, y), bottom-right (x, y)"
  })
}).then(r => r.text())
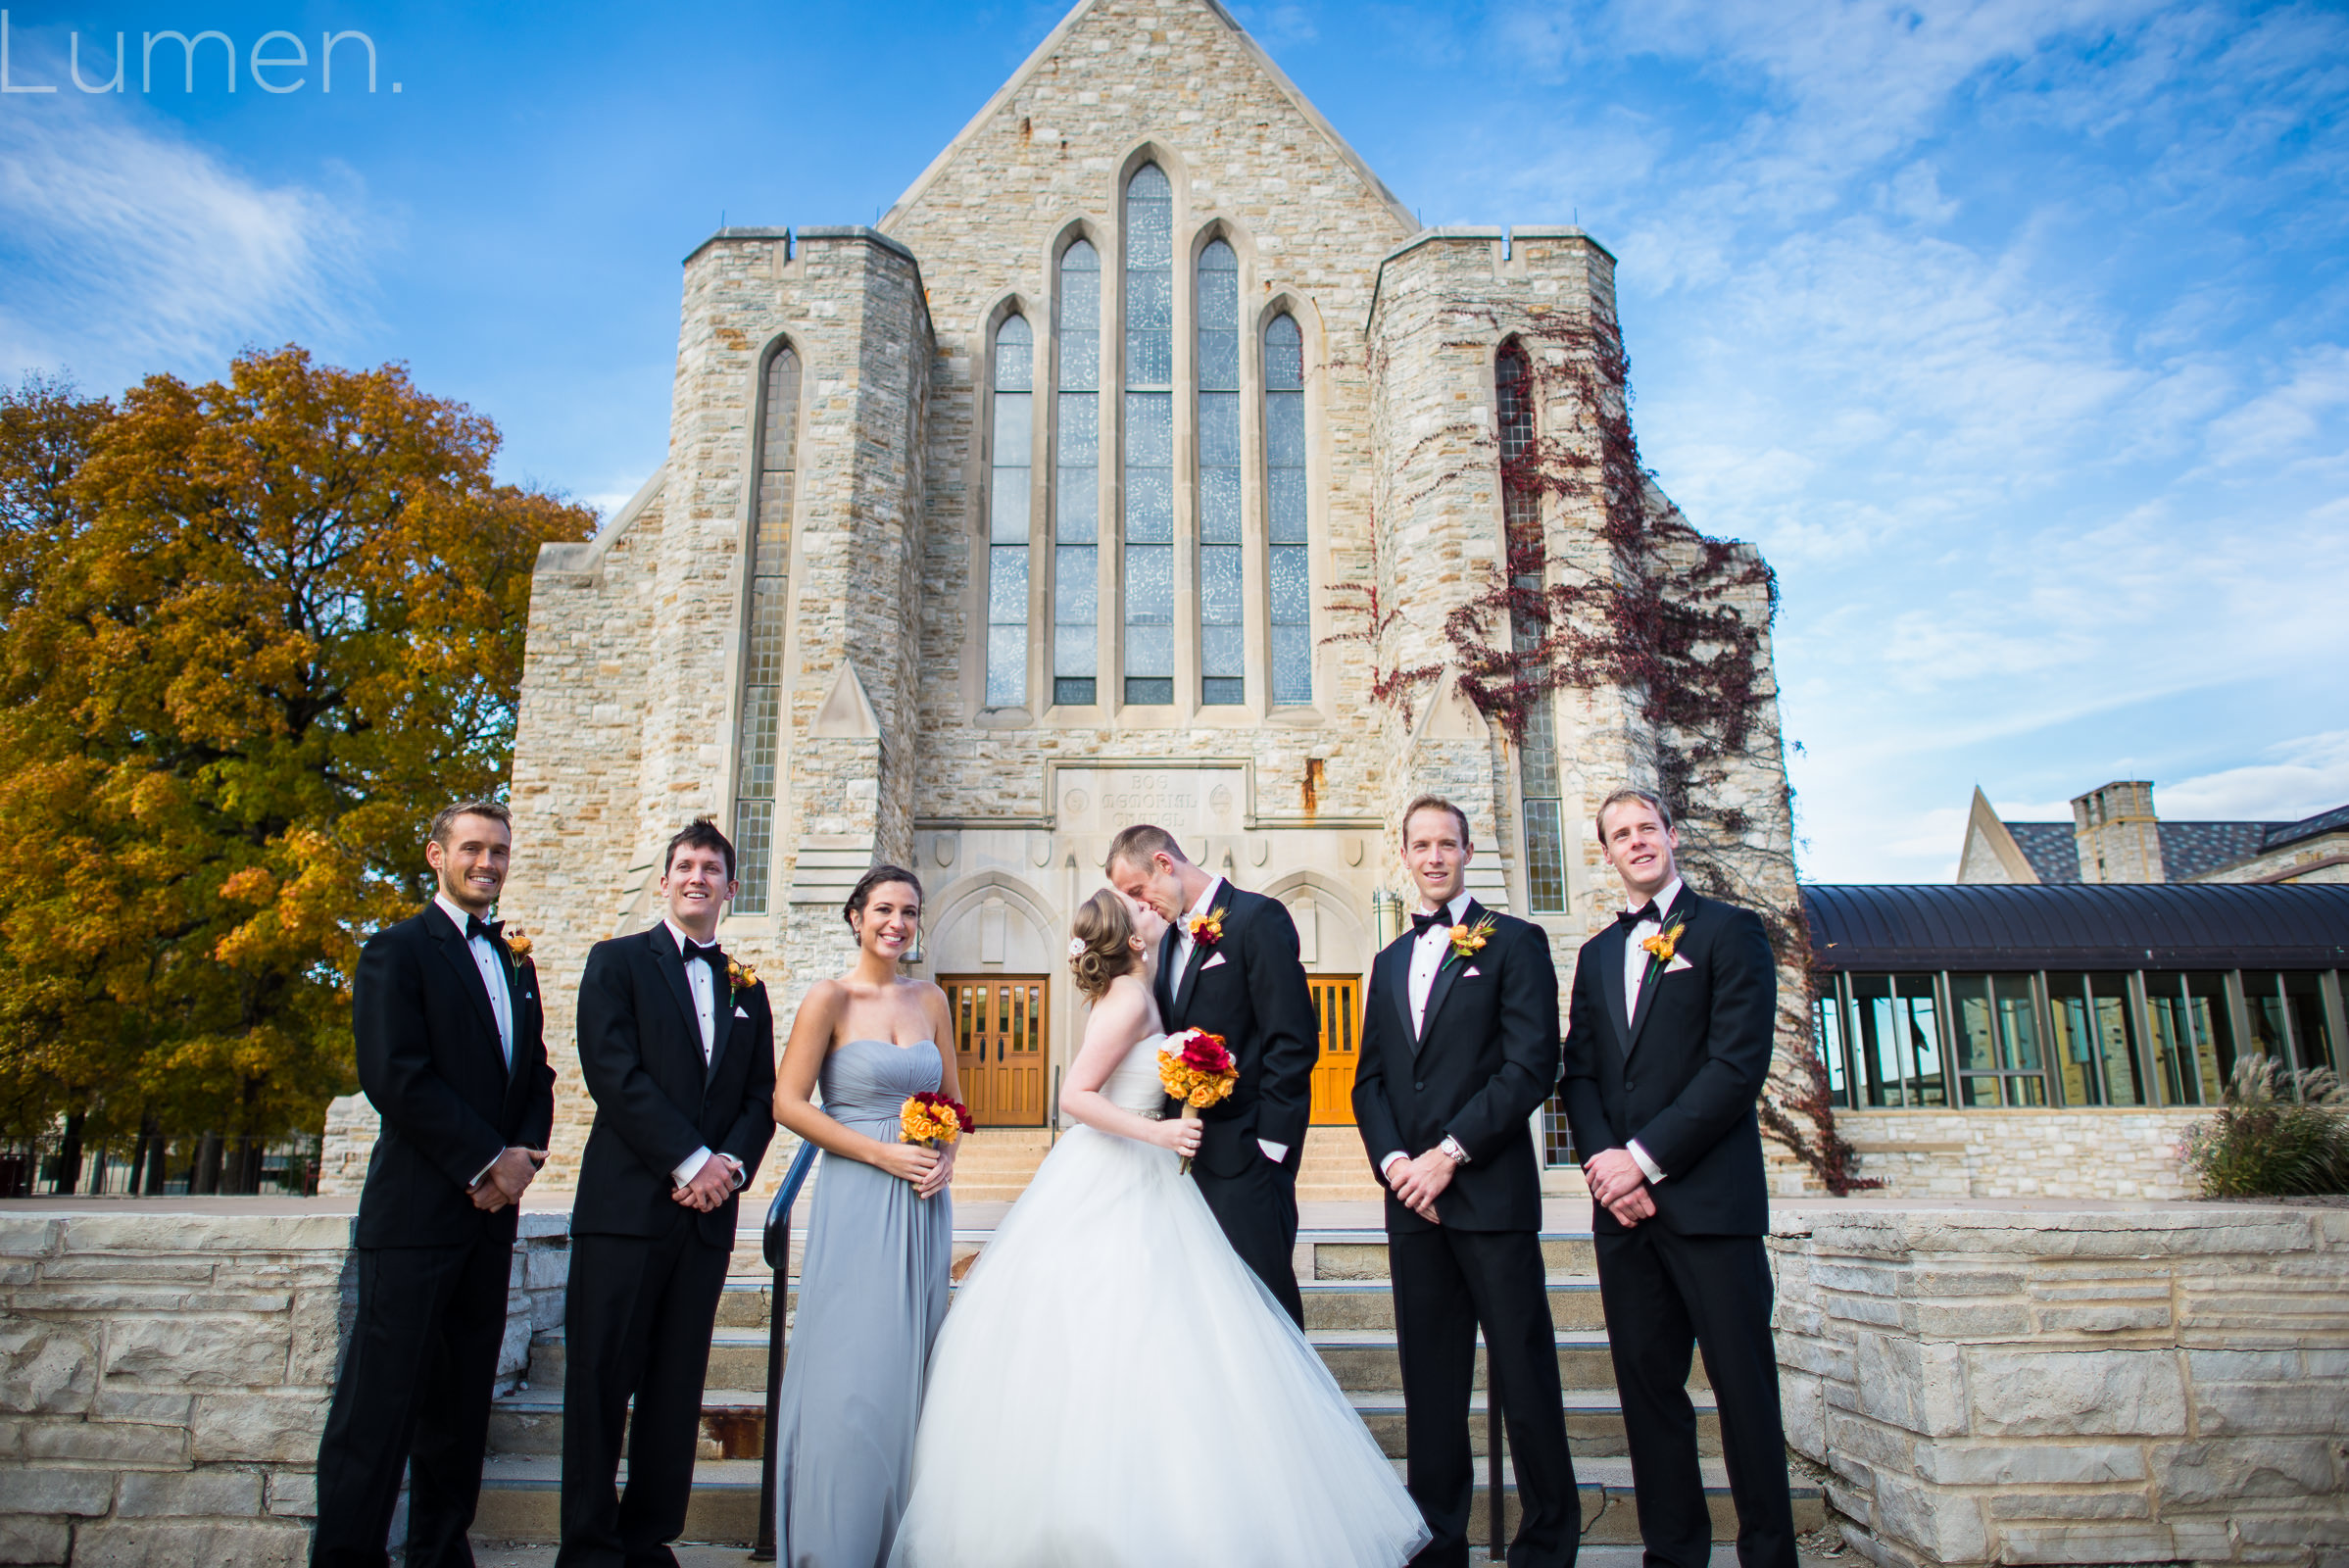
top-left (495, 0), bottom-right (1796, 1193)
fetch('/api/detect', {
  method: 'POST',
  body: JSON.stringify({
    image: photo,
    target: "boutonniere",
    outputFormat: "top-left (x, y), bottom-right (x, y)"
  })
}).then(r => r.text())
top-left (1447, 915), bottom-right (1496, 962)
top-left (726, 956), bottom-right (761, 996)
top-left (1640, 918), bottom-right (1688, 966)
top-left (501, 927), bottom-right (535, 969)
top-left (1186, 906), bottom-right (1228, 948)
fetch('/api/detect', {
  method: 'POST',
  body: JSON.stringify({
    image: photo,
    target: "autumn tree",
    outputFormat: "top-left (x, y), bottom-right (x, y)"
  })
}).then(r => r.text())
top-left (0, 350), bottom-right (594, 1187)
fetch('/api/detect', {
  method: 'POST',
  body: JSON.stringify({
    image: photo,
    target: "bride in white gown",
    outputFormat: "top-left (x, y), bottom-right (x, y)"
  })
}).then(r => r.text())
top-left (888, 889), bottom-right (1430, 1568)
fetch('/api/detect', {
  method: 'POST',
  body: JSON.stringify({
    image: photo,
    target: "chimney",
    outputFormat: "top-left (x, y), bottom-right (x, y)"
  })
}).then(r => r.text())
top-left (2072, 781), bottom-right (2166, 884)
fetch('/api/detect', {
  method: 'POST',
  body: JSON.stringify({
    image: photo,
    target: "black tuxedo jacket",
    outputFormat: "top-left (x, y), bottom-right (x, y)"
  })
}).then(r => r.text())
top-left (1560, 887), bottom-right (1777, 1237)
top-left (1352, 903), bottom-right (1558, 1234)
top-left (1154, 884), bottom-right (1319, 1179)
top-left (351, 904), bottom-right (556, 1250)
top-left (570, 924), bottom-right (776, 1246)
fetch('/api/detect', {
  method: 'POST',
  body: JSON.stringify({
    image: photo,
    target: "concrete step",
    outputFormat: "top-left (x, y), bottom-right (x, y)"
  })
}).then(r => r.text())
top-left (1309, 1328), bottom-right (1701, 1395)
top-left (1347, 1388), bottom-right (1720, 1460)
top-left (1309, 1231), bottom-right (1597, 1279)
top-left (466, 1453), bottom-right (1816, 1548)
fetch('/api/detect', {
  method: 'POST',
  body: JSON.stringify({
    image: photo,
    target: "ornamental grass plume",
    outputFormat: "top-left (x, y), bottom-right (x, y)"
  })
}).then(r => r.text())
top-left (2181, 1056), bottom-right (2349, 1198)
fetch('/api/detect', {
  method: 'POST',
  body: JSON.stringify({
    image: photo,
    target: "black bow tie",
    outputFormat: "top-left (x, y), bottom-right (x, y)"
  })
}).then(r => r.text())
top-left (1411, 909), bottom-right (1452, 937)
top-left (1617, 903), bottom-right (1659, 927)
top-left (465, 914), bottom-right (502, 943)
top-left (678, 938), bottom-right (721, 967)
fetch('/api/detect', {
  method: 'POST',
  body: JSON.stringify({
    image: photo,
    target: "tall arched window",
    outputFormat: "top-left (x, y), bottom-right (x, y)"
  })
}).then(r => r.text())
top-left (1054, 241), bottom-right (1101, 707)
top-left (1264, 314), bottom-right (1310, 707)
top-left (1122, 165), bottom-right (1175, 707)
top-left (1197, 239), bottom-right (1243, 706)
top-left (735, 344), bottom-right (800, 915)
top-left (1497, 341), bottom-right (1565, 912)
top-left (986, 315), bottom-right (1032, 709)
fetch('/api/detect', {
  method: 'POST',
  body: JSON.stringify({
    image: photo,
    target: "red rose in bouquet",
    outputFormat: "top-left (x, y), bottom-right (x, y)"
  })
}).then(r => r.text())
top-left (1156, 1028), bottom-right (1238, 1173)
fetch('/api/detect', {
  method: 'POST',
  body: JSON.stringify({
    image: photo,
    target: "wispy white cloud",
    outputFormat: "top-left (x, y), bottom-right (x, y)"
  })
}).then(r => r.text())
top-left (0, 94), bottom-right (377, 392)
top-left (2159, 731), bottom-right (2349, 821)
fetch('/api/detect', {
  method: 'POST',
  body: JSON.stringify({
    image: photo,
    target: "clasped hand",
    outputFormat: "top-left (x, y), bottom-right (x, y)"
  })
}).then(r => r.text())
top-left (1583, 1147), bottom-right (1656, 1227)
top-left (468, 1147), bottom-right (547, 1212)
top-left (874, 1140), bottom-right (955, 1200)
top-left (1386, 1148), bottom-right (1457, 1224)
top-left (670, 1154), bottom-right (743, 1212)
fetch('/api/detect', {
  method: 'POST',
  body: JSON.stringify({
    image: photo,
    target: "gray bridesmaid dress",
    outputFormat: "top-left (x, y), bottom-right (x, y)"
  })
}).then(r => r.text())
top-left (771, 1038), bottom-right (954, 1568)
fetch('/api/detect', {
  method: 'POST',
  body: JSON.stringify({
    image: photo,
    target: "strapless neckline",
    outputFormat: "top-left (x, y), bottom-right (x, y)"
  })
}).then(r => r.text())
top-left (838, 1037), bottom-right (938, 1054)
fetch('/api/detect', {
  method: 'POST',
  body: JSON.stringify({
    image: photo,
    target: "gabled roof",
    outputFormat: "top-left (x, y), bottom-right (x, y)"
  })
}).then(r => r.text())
top-left (2005, 822), bottom-right (2080, 884)
top-left (876, 0), bottom-right (1417, 234)
top-left (2160, 820), bottom-right (2285, 881)
top-left (2269, 802), bottom-right (2349, 852)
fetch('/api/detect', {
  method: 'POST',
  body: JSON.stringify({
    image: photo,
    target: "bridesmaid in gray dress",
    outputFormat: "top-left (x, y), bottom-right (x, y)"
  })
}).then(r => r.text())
top-left (769, 866), bottom-right (959, 1568)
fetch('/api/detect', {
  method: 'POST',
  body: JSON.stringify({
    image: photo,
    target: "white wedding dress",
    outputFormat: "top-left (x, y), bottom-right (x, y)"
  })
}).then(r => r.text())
top-left (887, 1030), bottom-right (1431, 1568)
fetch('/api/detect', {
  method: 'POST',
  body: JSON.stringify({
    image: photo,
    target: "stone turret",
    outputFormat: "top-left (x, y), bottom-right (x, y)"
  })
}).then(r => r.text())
top-left (2073, 780), bottom-right (2167, 884)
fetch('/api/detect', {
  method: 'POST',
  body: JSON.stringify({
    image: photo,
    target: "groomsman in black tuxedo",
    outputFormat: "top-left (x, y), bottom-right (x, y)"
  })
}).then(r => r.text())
top-left (1560, 788), bottom-right (1796, 1568)
top-left (1107, 823), bottom-right (1318, 1327)
top-left (313, 801), bottom-right (556, 1568)
top-left (1354, 796), bottom-right (1580, 1568)
top-left (558, 820), bottom-right (776, 1568)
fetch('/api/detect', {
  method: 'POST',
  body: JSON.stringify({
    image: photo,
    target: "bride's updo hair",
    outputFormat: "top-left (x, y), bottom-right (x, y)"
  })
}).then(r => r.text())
top-left (1068, 889), bottom-right (1139, 1004)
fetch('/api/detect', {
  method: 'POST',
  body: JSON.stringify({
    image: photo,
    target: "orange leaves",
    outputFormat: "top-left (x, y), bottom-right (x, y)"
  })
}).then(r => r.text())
top-left (0, 350), bottom-right (594, 1142)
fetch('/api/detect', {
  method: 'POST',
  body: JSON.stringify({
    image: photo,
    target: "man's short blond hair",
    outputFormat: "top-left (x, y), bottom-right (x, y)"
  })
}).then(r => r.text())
top-left (1594, 787), bottom-right (1673, 838)
top-left (1399, 795), bottom-right (1472, 848)
top-left (1104, 823), bottom-right (1187, 874)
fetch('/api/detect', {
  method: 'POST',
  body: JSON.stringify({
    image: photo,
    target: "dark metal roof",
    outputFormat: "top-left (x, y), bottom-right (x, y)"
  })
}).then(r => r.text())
top-left (2160, 820), bottom-right (2287, 880)
top-left (2269, 802), bottom-right (2349, 853)
top-left (2003, 822), bottom-right (2080, 883)
top-left (1801, 882), bottom-right (2349, 972)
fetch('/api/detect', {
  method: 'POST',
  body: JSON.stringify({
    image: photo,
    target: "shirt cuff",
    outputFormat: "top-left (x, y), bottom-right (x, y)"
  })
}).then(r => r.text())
top-left (1258, 1140), bottom-right (1289, 1163)
top-left (467, 1150), bottom-right (504, 1190)
top-left (1628, 1139), bottom-right (1666, 1184)
top-left (672, 1147), bottom-right (712, 1188)
top-left (1380, 1151), bottom-right (1410, 1178)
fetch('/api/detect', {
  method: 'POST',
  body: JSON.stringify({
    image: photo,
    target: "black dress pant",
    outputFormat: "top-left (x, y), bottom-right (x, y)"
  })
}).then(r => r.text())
top-left (1594, 1226), bottom-right (1796, 1568)
top-left (1193, 1150), bottom-right (1304, 1326)
top-left (555, 1223), bottom-right (732, 1568)
top-left (312, 1233), bottom-right (514, 1568)
top-left (1391, 1226), bottom-right (1579, 1568)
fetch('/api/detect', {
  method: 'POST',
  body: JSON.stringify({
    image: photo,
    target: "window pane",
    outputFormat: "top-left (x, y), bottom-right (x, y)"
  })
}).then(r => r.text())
top-left (1126, 167), bottom-right (1173, 390)
top-left (1520, 696), bottom-right (1561, 800)
top-left (1053, 621), bottom-right (1096, 680)
top-left (1199, 328), bottom-right (1239, 390)
top-left (733, 799), bottom-right (774, 915)
top-left (1054, 676), bottom-right (1096, 706)
top-left (987, 545), bottom-right (1027, 625)
top-left (1266, 389), bottom-right (1305, 468)
top-left (994, 391), bottom-right (1032, 472)
top-left (1853, 973), bottom-right (1945, 1107)
top-left (2283, 971), bottom-right (2336, 1075)
top-left (1058, 392), bottom-right (1099, 468)
top-left (1199, 544), bottom-right (1242, 626)
top-left (2047, 973), bottom-right (2097, 1104)
top-left (1054, 545), bottom-right (1097, 632)
top-left (1267, 463), bottom-right (1306, 545)
top-left (995, 315), bottom-right (1033, 391)
top-left (1126, 265), bottom-right (1174, 329)
top-left (1125, 546), bottom-right (1173, 632)
top-left (1268, 542), bottom-right (1310, 623)
top-left (1201, 676), bottom-right (1245, 706)
top-left (991, 466), bottom-right (1031, 545)
top-left (1524, 798), bottom-right (1566, 913)
top-left (1270, 621), bottom-right (1311, 708)
top-left (1126, 676), bottom-right (1174, 706)
top-left (2144, 971), bottom-right (2233, 1104)
top-left (1125, 467), bottom-right (1173, 542)
top-left (1200, 620), bottom-right (1244, 683)
top-left (736, 346), bottom-right (801, 917)
top-left (1199, 463), bottom-right (1242, 543)
top-left (985, 624), bottom-right (1025, 709)
top-left (1126, 391), bottom-right (1172, 466)
top-left (1265, 314), bottom-right (1302, 389)
top-left (1813, 986), bottom-right (1851, 1105)
top-left (1199, 391), bottom-right (1242, 469)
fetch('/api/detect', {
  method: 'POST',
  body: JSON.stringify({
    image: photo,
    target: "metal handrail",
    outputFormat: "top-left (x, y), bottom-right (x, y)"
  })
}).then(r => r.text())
top-left (750, 1138), bottom-right (821, 1562)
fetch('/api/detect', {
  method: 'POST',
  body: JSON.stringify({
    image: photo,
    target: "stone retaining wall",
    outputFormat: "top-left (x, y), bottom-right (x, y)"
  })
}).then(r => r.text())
top-left (1770, 1202), bottom-right (2349, 1567)
top-left (0, 1207), bottom-right (569, 1567)
top-left (1839, 1108), bottom-right (2202, 1201)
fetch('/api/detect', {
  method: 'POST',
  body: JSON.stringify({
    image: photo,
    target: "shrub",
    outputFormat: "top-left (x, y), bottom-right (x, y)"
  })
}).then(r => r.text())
top-left (2181, 1057), bottom-right (2349, 1198)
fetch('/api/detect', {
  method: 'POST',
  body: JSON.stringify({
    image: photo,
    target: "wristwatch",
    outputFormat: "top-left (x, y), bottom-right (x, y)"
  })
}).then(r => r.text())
top-left (1438, 1135), bottom-right (1469, 1166)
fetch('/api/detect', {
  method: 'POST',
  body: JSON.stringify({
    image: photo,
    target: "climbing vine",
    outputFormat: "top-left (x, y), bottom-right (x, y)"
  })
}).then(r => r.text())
top-left (1330, 300), bottom-right (1877, 1196)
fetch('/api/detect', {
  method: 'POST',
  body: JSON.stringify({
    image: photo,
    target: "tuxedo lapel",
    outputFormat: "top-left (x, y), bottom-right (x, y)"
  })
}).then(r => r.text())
top-left (1380, 937), bottom-right (1416, 1050)
top-left (426, 906), bottom-right (504, 1062)
top-left (706, 956), bottom-right (734, 1087)
top-left (1624, 889), bottom-right (1698, 1058)
top-left (1156, 927), bottom-right (1181, 1026)
top-left (1597, 924), bottom-right (1635, 1060)
top-left (649, 925), bottom-right (705, 1057)
top-left (1414, 899), bottom-right (1482, 1048)
top-left (1170, 908), bottom-right (1217, 1019)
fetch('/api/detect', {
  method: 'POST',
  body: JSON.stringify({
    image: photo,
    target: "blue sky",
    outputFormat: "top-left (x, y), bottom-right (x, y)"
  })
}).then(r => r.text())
top-left (2, 0), bottom-right (2343, 882)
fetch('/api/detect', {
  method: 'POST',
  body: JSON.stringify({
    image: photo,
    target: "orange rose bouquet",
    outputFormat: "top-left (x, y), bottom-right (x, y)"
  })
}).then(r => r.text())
top-left (900, 1091), bottom-right (972, 1149)
top-left (1156, 1028), bottom-right (1238, 1174)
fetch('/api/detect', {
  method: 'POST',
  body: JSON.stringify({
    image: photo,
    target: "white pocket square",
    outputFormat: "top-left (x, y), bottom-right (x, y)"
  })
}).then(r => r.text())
top-left (1462, 966), bottom-right (1482, 978)
top-left (1201, 953), bottom-right (1228, 970)
top-left (733, 1005), bottom-right (751, 1018)
top-left (1665, 955), bottom-right (1694, 973)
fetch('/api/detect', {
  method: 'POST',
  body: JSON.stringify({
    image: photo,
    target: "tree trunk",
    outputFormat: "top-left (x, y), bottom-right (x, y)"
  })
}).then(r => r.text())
top-left (56, 1113), bottom-right (83, 1196)
top-left (192, 1132), bottom-right (222, 1195)
top-left (142, 1125), bottom-right (169, 1195)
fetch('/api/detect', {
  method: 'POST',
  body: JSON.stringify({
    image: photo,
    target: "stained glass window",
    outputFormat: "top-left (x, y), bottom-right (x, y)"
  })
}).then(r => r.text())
top-left (986, 316), bottom-right (1033, 709)
top-left (1264, 313), bottom-right (1310, 707)
top-left (1123, 166), bottom-right (1174, 706)
top-left (1055, 241), bottom-right (1101, 707)
top-left (1198, 240), bottom-right (1243, 706)
top-left (734, 345), bottom-right (799, 914)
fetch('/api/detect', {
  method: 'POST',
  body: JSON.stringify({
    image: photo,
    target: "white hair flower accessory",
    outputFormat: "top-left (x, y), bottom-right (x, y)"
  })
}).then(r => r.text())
top-left (1068, 937), bottom-right (1088, 960)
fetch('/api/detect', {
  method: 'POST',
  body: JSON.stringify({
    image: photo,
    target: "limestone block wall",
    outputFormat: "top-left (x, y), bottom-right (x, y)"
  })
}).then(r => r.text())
top-left (0, 1208), bottom-right (567, 1566)
top-left (1840, 1109), bottom-right (2203, 1201)
top-left (1769, 1203), bottom-right (2349, 1567)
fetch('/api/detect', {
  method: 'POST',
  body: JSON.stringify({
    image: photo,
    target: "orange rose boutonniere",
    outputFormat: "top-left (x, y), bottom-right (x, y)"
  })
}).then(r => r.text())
top-left (1447, 915), bottom-right (1497, 963)
top-left (1186, 906), bottom-right (1228, 947)
top-left (726, 956), bottom-right (762, 996)
top-left (1640, 919), bottom-right (1688, 966)
top-left (501, 927), bottom-right (535, 971)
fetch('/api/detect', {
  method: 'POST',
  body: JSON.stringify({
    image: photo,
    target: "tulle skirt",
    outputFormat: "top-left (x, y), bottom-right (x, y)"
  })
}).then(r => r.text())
top-left (887, 1122), bottom-right (1430, 1568)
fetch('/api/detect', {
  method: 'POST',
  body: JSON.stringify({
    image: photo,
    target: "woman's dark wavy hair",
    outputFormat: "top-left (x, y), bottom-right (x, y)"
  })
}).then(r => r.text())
top-left (844, 864), bottom-right (923, 930)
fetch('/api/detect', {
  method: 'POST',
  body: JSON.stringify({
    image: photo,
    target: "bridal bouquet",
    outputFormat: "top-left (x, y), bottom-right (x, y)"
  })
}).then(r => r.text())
top-left (900, 1091), bottom-right (972, 1149)
top-left (1156, 1029), bottom-right (1238, 1174)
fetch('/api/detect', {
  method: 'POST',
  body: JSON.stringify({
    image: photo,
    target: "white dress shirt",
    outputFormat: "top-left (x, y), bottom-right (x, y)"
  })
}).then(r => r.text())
top-left (1380, 891), bottom-right (1475, 1181)
top-left (663, 918), bottom-right (738, 1193)
top-left (433, 893), bottom-right (514, 1069)
top-left (1170, 877), bottom-right (1289, 1165)
top-left (1610, 875), bottom-right (1683, 1186)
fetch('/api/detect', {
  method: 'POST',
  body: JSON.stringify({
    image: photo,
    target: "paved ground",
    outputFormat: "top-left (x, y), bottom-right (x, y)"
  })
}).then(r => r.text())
top-left (469, 1547), bottom-right (1841, 1567)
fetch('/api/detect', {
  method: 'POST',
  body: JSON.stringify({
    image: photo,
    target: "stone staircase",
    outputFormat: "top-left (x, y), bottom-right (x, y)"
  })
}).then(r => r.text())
top-left (942, 1122), bottom-right (1389, 1204)
top-left (469, 1226), bottom-right (1823, 1548)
